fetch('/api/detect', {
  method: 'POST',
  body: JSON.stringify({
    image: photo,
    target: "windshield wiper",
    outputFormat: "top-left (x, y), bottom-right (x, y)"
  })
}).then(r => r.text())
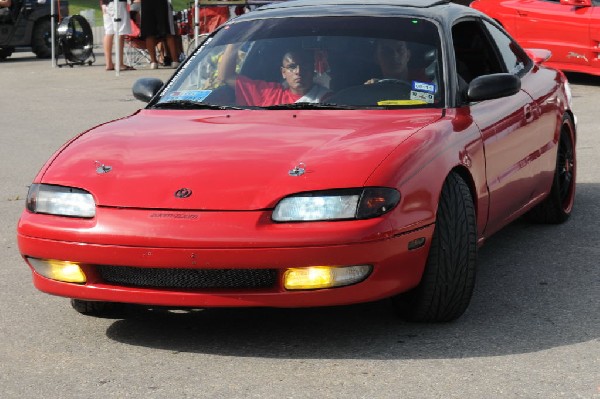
top-left (152, 100), bottom-right (243, 110)
top-left (262, 102), bottom-right (360, 110)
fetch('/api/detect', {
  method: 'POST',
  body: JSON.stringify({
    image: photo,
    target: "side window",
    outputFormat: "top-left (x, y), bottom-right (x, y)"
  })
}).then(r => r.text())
top-left (483, 20), bottom-right (531, 76)
top-left (451, 20), bottom-right (505, 84)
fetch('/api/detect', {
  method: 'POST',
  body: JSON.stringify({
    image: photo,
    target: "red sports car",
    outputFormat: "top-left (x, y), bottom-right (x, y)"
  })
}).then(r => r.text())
top-left (471, 0), bottom-right (600, 76)
top-left (17, 0), bottom-right (577, 322)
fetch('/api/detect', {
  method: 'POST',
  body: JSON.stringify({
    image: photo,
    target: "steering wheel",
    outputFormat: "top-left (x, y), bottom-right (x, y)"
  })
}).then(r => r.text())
top-left (375, 78), bottom-right (411, 87)
top-left (204, 85), bottom-right (236, 105)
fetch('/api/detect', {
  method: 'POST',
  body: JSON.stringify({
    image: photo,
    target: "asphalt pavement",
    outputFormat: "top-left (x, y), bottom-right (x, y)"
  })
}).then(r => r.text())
top-left (0, 50), bottom-right (598, 399)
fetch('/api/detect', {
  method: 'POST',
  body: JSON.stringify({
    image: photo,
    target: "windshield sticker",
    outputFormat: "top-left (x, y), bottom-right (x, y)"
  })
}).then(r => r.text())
top-left (410, 91), bottom-right (435, 104)
top-left (163, 90), bottom-right (212, 103)
top-left (412, 81), bottom-right (436, 93)
top-left (377, 99), bottom-right (427, 106)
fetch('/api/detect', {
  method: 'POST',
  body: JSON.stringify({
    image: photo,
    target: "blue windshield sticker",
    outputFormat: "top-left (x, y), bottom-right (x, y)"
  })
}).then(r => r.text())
top-left (164, 90), bottom-right (212, 102)
top-left (412, 81), bottom-right (436, 93)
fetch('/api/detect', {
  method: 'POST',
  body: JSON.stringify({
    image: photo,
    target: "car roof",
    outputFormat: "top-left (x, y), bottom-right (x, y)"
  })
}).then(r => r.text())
top-left (263, 0), bottom-right (450, 9)
top-left (234, 0), bottom-right (476, 24)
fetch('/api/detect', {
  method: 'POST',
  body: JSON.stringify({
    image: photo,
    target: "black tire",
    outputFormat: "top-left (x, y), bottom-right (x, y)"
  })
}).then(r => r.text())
top-left (0, 47), bottom-right (14, 60)
top-left (526, 114), bottom-right (576, 224)
top-left (70, 299), bottom-right (125, 317)
top-left (393, 171), bottom-right (477, 322)
top-left (31, 18), bottom-right (53, 58)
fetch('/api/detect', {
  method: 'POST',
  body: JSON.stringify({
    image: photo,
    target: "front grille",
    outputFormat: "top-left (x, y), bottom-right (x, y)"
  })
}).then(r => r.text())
top-left (97, 266), bottom-right (278, 290)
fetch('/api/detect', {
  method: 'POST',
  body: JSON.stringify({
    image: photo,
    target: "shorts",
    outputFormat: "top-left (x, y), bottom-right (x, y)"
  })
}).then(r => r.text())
top-left (103, 1), bottom-right (132, 36)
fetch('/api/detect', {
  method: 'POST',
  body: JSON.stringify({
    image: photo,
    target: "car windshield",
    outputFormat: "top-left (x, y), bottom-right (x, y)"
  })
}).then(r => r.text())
top-left (155, 15), bottom-right (443, 110)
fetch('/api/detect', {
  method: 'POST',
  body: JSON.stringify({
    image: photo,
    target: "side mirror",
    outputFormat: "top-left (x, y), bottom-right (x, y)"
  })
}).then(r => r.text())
top-left (467, 73), bottom-right (521, 102)
top-left (560, 0), bottom-right (591, 6)
top-left (525, 48), bottom-right (552, 65)
top-left (132, 78), bottom-right (164, 103)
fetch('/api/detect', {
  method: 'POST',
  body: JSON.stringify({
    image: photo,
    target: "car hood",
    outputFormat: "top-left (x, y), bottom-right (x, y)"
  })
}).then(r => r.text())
top-left (40, 109), bottom-right (442, 210)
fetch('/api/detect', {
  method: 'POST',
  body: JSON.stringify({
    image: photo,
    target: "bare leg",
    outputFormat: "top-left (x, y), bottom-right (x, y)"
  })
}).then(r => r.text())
top-left (118, 35), bottom-right (127, 68)
top-left (103, 33), bottom-right (115, 70)
top-left (146, 36), bottom-right (158, 64)
top-left (165, 35), bottom-right (179, 63)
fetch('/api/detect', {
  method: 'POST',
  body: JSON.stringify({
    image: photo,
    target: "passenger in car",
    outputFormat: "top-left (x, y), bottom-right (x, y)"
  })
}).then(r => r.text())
top-left (217, 43), bottom-right (331, 106)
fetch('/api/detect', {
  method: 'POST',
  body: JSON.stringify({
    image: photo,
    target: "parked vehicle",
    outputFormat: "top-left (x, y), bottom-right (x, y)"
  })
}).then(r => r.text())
top-left (17, 0), bottom-right (576, 322)
top-left (471, 0), bottom-right (600, 76)
top-left (0, 0), bottom-right (69, 60)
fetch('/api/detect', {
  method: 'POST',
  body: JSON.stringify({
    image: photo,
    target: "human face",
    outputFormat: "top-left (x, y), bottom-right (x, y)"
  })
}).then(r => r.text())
top-left (376, 40), bottom-right (411, 79)
top-left (281, 52), bottom-right (314, 95)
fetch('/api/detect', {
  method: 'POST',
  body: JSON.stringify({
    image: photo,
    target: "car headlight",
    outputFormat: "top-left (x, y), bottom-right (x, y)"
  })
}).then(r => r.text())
top-left (272, 187), bottom-right (400, 222)
top-left (26, 184), bottom-right (96, 218)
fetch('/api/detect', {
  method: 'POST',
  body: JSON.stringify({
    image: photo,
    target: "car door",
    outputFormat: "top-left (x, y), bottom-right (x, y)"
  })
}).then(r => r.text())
top-left (514, 0), bottom-right (592, 67)
top-left (451, 19), bottom-right (545, 236)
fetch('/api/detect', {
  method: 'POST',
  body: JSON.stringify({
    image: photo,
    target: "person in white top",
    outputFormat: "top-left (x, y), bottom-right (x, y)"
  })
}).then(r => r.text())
top-left (101, 0), bottom-right (134, 71)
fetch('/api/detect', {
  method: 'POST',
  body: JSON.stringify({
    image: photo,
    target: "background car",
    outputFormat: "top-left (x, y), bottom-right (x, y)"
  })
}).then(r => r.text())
top-left (471, 0), bottom-right (600, 76)
top-left (0, 0), bottom-right (70, 60)
top-left (17, 0), bottom-right (576, 323)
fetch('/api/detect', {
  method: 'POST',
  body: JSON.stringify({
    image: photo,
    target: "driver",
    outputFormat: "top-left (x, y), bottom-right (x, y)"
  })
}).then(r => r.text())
top-left (217, 44), bottom-right (330, 106)
top-left (365, 39), bottom-right (412, 84)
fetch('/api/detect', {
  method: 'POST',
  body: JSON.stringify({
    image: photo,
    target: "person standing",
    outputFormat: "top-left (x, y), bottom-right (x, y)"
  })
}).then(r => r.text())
top-left (101, 0), bottom-right (134, 71)
top-left (140, 0), bottom-right (179, 69)
top-left (0, 0), bottom-right (12, 21)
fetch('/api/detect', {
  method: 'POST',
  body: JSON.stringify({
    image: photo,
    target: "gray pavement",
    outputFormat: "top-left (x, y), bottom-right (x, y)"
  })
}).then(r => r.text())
top-left (0, 51), bottom-right (598, 398)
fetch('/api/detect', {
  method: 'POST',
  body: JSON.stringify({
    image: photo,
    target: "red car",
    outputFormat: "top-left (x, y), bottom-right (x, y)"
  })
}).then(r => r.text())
top-left (471, 0), bottom-right (600, 76)
top-left (17, 0), bottom-right (576, 322)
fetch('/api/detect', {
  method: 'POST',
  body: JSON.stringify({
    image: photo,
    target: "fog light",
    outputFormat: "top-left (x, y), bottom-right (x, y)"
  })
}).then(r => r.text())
top-left (26, 257), bottom-right (86, 283)
top-left (283, 265), bottom-right (372, 290)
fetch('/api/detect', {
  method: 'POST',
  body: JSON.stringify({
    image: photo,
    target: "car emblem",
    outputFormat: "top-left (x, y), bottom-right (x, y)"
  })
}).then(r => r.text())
top-left (288, 162), bottom-right (306, 177)
top-left (567, 51), bottom-right (588, 62)
top-left (95, 161), bottom-right (112, 174)
top-left (175, 188), bottom-right (193, 198)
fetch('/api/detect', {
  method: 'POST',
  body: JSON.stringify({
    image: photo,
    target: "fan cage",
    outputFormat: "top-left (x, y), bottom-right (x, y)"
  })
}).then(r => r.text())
top-left (57, 15), bottom-right (95, 64)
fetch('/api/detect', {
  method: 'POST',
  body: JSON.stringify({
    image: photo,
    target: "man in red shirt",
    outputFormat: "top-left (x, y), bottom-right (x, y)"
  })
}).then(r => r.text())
top-left (217, 44), bottom-right (330, 106)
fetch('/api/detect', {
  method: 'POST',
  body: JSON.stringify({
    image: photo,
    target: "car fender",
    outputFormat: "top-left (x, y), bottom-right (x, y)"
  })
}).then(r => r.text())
top-left (365, 108), bottom-right (488, 240)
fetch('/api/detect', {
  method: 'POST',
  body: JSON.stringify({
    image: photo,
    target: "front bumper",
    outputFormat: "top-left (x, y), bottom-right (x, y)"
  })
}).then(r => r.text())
top-left (17, 208), bottom-right (434, 308)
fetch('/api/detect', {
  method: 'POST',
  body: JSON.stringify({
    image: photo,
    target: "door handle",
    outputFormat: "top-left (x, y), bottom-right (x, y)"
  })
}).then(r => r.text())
top-left (524, 104), bottom-right (534, 122)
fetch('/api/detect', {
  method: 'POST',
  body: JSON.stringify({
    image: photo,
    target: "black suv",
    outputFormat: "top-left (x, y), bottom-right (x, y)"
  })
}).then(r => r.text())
top-left (0, 0), bottom-right (70, 60)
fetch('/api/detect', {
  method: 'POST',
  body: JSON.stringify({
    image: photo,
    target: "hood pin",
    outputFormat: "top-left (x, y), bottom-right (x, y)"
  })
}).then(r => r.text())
top-left (288, 162), bottom-right (306, 177)
top-left (95, 161), bottom-right (112, 174)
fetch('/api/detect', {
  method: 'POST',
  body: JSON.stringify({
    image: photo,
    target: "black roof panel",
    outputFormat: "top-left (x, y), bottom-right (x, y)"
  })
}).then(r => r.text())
top-left (262, 0), bottom-right (451, 9)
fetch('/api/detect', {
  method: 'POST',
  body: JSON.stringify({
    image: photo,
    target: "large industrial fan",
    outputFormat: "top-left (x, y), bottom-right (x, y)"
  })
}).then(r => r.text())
top-left (57, 14), bottom-right (95, 67)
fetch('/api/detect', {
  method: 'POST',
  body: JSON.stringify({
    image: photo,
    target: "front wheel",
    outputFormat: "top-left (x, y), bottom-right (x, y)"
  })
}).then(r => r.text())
top-left (393, 171), bottom-right (477, 322)
top-left (70, 299), bottom-right (125, 317)
top-left (0, 47), bottom-right (14, 60)
top-left (31, 18), bottom-right (55, 58)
